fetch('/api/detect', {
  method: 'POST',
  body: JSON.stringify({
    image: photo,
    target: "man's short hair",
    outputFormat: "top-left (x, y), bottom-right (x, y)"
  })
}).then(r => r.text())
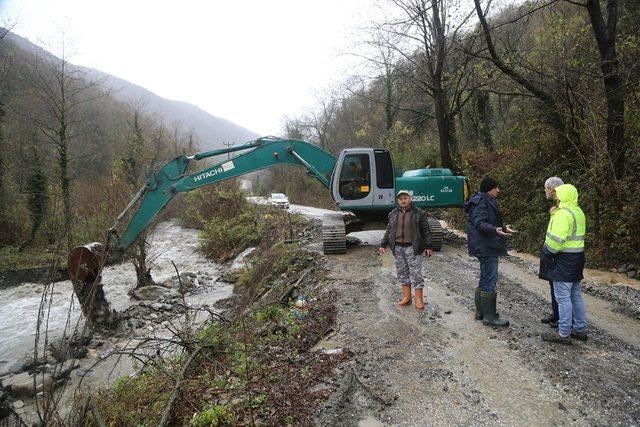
top-left (544, 177), bottom-right (564, 189)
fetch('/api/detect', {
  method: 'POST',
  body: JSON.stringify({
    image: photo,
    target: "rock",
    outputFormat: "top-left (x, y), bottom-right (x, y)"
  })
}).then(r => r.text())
top-left (49, 360), bottom-right (80, 380)
top-left (13, 400), bottom-right (24, 409)
top-left (130, 285), bottom-right (170, 301)
top-left (160, 278), bottom-right (176, 289)
top-left (627, 270), bottom-right (637, 279)
top-left (149, 302), bottom-right (173, 311)
top-left (4, 372), bottom-right (53, 397)
top-left (86, 349), bottom-right (100, 359)
top-left (626, 263), bottom-right (637, 272)
top-left (345, 235), bottom-right (362, 246)
top-left (128, 318), bottom-right (142, 330)
top-left (321, 348), bottom-right (343, 355)
top-left (179, 272), bottom-right (197, 283)
top-left (618, 264), bottom-right (628, 273)
top-left (6, 355), bottom-right (35, 374)
top-left (222, 247), bottom-right (258, 283)
top-left (76, 369), bottom-right (94, 377)
top-left (150, 302), bottom-right (165, 311)
top-left (49, 331), bottom-right (92, 362)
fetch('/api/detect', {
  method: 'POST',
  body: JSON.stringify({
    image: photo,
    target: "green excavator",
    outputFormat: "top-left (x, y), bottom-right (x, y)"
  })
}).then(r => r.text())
top-left (68, 136), bottom-right (469, 305)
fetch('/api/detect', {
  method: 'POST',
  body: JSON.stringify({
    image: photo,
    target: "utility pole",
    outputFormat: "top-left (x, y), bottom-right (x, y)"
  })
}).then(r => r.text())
top-left (223, 141), bottom-right (234, 160)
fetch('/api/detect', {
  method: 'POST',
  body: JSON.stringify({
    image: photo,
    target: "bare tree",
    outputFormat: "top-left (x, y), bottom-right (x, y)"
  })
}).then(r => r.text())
top-left (119, 105), bottom-right (159, 288)
top-left (301, 93), bottom-right (339, 152)
top-left (350, 31), bottom-right (405, 134)
top-left (582, 0), bottom-right (626, 178)
top-left (472, 0), bottom-right (582, 150)
top-left (171, 120), bottom-right (183, 157)
top-left (0, 60), bottom-right (8, 220)
top-left (373, 0), bottom-right (480, 172)
top-left (283, 115), bottom-right (305, 140)
top-left (32, 39), bottom-right (105, 248)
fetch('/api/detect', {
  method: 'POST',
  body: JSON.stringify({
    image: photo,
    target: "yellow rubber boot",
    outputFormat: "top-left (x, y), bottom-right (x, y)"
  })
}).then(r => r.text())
top-left (415, 288), bottom-right (425, 310)
top-left (399, 285), bottom-right (412, 306)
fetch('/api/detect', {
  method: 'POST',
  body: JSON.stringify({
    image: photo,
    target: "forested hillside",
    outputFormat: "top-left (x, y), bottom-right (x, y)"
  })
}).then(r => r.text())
top-left (265, 0), bottom-right (639, 267)
top-left (0, 30), bottom-right (257, 264)
top-left (82, 68), bottom-right (259, 151)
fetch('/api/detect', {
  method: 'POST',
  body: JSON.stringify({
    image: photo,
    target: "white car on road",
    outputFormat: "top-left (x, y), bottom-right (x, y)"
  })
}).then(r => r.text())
top-left (269, 193), bottom-right (290, 209)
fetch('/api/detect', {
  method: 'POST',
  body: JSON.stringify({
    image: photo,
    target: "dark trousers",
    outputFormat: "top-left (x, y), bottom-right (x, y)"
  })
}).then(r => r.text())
top-left (477, 256), bottom-right (499, 292)
top-left (549, 280), bottom-right (559, 320)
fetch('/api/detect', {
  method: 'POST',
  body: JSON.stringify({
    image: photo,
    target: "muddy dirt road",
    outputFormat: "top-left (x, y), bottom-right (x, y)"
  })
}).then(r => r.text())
top-left (315, 240), bottom-right (640, 426)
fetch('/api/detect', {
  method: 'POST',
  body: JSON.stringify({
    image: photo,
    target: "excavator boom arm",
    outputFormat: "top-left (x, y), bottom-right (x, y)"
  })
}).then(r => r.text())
top-left (113, 137), bottom-right (336, 252)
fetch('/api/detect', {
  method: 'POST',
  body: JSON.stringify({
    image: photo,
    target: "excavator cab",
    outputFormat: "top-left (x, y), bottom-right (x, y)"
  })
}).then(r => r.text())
top-left (331, 148), bottom-right (396, 212)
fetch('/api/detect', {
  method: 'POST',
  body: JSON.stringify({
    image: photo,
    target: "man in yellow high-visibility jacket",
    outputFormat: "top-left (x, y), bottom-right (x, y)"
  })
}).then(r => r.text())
top-left (540, 184), bottom-right (588, 344)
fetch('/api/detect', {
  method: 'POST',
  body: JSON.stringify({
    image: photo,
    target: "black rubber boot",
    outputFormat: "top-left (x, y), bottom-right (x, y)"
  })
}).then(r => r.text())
top-left (474, 288), bottom-right (483, 320)
top-left (540, 314), bottom-right (559, 324)
top-left (481, 291), bottom-right (509, 327)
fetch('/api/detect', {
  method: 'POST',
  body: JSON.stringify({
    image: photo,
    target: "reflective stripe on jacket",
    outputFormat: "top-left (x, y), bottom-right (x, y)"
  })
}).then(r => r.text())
top-left (543, 184), bottom-right (586, 254)
top-left (539, 184), bottom-right (586, 282)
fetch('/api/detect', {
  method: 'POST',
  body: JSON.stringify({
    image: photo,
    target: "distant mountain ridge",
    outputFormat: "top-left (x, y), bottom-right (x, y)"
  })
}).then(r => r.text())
top-left (2, 30), bottom-right (260, 151)
top-left (82, 67), bottom-right (260, 151)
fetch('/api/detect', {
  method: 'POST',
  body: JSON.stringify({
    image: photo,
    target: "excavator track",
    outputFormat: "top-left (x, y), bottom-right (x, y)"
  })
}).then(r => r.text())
top-left (428, 217), bottom-right (444, 252)
top-left (322, 213), bottom-right (346, 254)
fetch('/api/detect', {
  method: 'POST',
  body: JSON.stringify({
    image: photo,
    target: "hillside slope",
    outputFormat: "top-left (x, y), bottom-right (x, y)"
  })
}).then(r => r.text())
top-left (2, 30), bottom-right (259, 151)
top-left (82, 67), bottom-right (260, 150)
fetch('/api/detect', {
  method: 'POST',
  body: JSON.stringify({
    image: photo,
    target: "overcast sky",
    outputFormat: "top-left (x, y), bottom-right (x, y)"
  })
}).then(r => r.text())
top-left (0, 0), bottom-right (376, 135)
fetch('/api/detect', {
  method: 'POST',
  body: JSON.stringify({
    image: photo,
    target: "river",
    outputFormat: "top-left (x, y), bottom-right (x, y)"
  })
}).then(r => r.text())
top-left (0, 220), bottom-right (232, 371)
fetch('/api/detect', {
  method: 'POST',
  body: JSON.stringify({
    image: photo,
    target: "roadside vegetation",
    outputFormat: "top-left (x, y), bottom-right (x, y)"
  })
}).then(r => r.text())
top-left (181, 181), bottom-right (309, 262)
top-left (79, 183), bottom-right (342, 425)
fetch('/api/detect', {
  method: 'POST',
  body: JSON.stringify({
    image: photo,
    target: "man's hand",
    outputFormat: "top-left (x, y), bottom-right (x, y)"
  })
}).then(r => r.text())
top-left (496, 227), bottom-right (513, 237)
top-left (425, 249), bottom-right (433, 257)
top-left (549, 205), bottom-right (557, 213)
top-left (505, 224), bottom-right (518, 234)
top-left (378, 247), bottom-right (386, 254)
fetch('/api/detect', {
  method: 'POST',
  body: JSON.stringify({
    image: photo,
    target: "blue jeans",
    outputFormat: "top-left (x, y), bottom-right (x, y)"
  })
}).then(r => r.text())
top-left (477, 256), bottom-right (499, 292)
top-left (553, 281), bottom-right (587, 338)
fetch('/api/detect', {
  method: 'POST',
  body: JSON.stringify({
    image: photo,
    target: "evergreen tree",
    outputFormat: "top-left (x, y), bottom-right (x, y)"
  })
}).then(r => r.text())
top-left (21, 146), bottom-right (49, 249)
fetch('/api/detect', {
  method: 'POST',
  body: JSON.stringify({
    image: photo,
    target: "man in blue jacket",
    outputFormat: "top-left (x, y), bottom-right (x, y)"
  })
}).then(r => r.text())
top-left (465, 177), bottom-right (516, 327)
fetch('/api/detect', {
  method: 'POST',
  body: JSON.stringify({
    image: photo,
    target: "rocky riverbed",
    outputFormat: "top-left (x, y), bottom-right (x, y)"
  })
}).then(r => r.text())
top-left (0, 220), bottom-right (236, 424)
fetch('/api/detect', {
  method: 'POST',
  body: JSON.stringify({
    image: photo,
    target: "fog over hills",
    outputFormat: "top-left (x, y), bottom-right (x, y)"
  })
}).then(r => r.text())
top-left (82, 67), bottom-right (260, 151)
top-left (3, 30), bottom-right (260, 152)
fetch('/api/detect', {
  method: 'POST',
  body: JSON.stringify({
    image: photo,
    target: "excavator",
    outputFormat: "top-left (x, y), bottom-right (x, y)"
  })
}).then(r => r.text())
top-left (68, 136), bottom-right (469, 322)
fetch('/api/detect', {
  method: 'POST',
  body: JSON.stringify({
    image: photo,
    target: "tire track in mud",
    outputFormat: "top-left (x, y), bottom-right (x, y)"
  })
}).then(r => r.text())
top-left (317, 246), bottom-right (639, 426)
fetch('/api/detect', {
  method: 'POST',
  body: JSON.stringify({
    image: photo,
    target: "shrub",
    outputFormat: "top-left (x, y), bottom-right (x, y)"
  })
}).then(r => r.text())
top-left (190, 405), bottom-right (235, 427)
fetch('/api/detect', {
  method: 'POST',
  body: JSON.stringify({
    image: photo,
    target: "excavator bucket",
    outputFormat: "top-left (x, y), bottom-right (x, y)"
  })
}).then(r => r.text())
top-left (68, 242), bottom-right (118, 326)
top-left (68, 242), bottom-right (106, 285)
